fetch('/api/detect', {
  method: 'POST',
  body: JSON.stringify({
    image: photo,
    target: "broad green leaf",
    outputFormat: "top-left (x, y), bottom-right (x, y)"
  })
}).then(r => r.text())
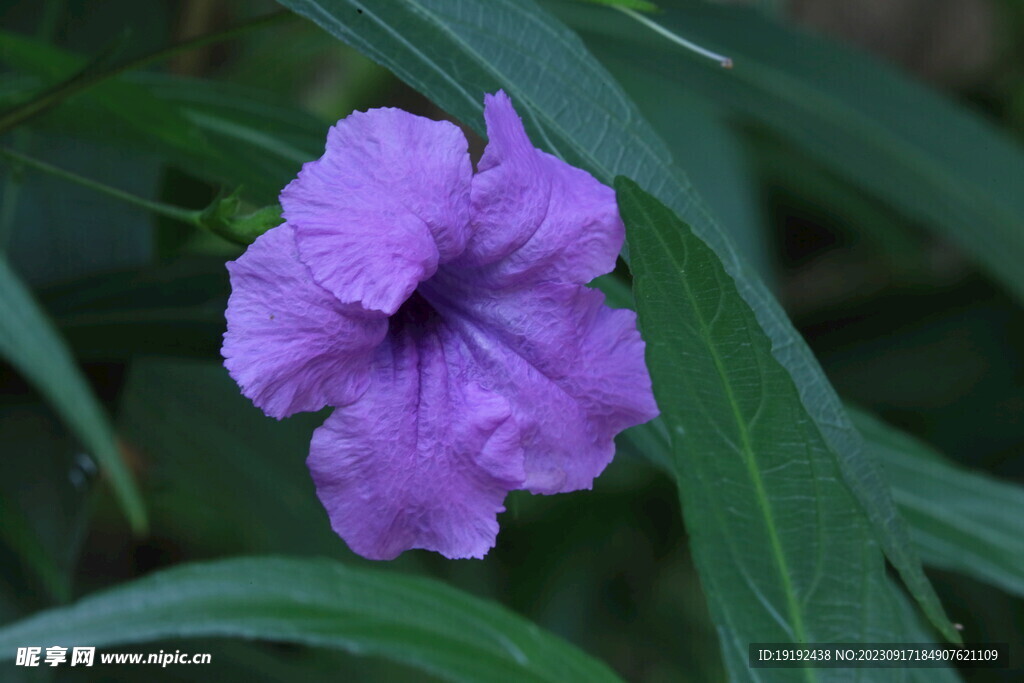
top-left (562, 2), bottom-right (1024, 304)
top-left (0, 257), bottom-right (146, 532)
top-left (0, 556), bottom-right (623, 683)
top-left (277, 0), bottom-right (955, 645)
top-left (854, 408), bottom-right (1024, 599)
top-left (616, 176), bottom-right (955, 678)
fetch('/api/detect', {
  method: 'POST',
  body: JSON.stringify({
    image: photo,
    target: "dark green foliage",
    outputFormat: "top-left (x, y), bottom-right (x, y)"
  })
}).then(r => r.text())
top-left (1, 0), bottom-right (1021, 680)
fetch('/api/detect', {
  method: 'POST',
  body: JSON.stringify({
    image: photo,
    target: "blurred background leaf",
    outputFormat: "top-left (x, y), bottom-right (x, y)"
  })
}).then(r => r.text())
top-left (0, 29), bottom-right (207, 156)
top-left (558, 1), bottom-right (1024, 305)
top-left (853, 408), bottom-right (1024, 600)
top-left (0, 257), bottom-right (145, 533)
top-left (117, 357), bottom-right (339, 558)
top-left (601, 69), bottom-right (775, 285)
top-left (0, 28), bottom-right (323, 206)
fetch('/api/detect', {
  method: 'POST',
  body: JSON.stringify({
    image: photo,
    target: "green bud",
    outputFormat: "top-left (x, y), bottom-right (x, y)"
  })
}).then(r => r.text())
top-left (197, 189), bottom-right (282, 245)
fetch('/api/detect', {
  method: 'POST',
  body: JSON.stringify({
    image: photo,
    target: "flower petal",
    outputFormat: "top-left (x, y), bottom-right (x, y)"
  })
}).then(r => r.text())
top-left (223, 223), bottom-right (387, 419)
top-left (457, 91), bottom-right (623, 287)
top-left (423, 277), bottom-right (659, 494)
top-left (282, 108), bottom-right (473, 315)
top-left (308, 301), bottom-right (526, 560)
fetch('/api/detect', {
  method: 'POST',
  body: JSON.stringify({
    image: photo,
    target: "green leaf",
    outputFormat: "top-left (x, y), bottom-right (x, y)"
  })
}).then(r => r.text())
top-left (278, 0), bottom-right (955, 647)
top-left (854, 408), bottom-right (1024, 599)
top-left (618, 388), bottom-right (1024, 604)
top-left (0, 257), bottom-right (146, 532)
top-left (616, 176), bottom-right (955, 677)
top-left (126, 72), bottom-right (327, 202)
top-left (274, 0), bottom-right (671, 180)
top-left (0, 29), bottom-right (206, 155)
top-left (0, 556), bottom-right (623, 683)
top-left (563, 2), bottom-right (1024, 303)
top-left (0, 33), bottom-right (320, 204)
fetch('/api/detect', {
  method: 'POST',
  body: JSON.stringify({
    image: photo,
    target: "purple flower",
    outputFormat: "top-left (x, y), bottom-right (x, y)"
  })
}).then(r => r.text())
top-left (222, 91), bottom-right (658, 560)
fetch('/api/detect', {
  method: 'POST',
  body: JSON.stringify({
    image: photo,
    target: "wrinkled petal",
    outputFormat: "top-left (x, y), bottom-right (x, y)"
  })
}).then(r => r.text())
top-left (308, 301), bottom-right (526, 560)
top-left (456, 91), bottom-right (623, 287)
top-left (226, 91), bottom-right (659, 562)
top-left (282, 108), bottom-right (473, 314)
top-left (423, 276), bottom-right (659, 494)
top-left (223, 223), bottom-right (387, 419)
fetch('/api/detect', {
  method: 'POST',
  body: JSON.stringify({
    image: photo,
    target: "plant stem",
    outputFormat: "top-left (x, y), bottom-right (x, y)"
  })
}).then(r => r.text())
top-left (617, 7), bottom-right (733, 68)
top-left (0, 147), bottom-right (202, 226)
top-left (0, 10), bottom-right (294, 135)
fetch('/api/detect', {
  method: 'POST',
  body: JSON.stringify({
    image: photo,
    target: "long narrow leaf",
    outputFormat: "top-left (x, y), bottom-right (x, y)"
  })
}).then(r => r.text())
top-left (0, 257), bottom-right (145, 532)
top-left (0, 556), bottom-right (622, 683)
top-left (854, 408), bottom-right (1024, 599)
top-left (616, 176), bottom-right (956, 678)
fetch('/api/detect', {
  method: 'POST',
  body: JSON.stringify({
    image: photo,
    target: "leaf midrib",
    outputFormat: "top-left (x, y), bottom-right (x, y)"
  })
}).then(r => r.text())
top-left (636, 199), bottom-right (816, 682)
